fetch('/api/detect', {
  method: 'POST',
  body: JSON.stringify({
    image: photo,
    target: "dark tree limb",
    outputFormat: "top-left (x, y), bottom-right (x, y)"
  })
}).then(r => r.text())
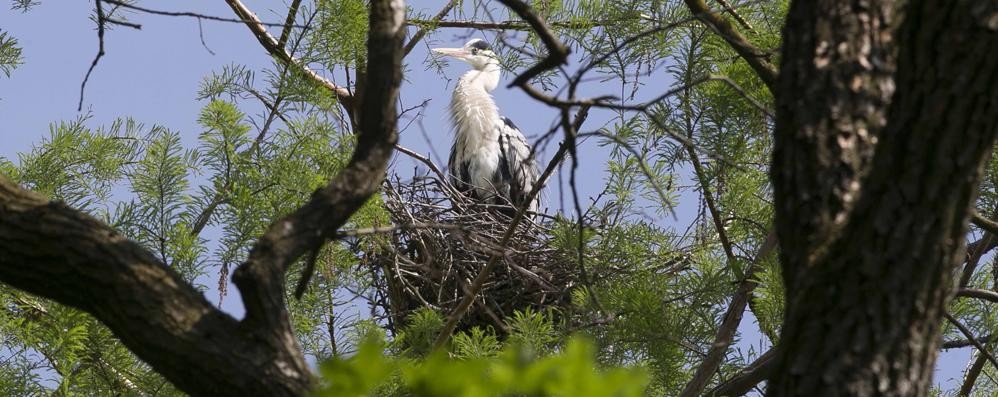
top-left (960, 208), bottom-right (998, 288)
top-left (944, 335), bottom-right (995, 349)
top-left (683, 0), bottom-right (777, 91)
top-left (496, 0), bottom-right (570, 88)
top-left (222, 0), bottom-right (356, 117)
top-left (707, 348), bottom-right (777, 397)
top-left (277, 0), bottom-right (303, 49)
top-left (957, 288), bottom-right (998, 303)
top-left (678, 231), bottom-right (777, 397)
top-left (0, 0), bottom-right (405, 395)
top-left (79, 0), bottom-right (106, 111)
top-left (945, 312), bottom-right (998, 369)
top-left (403, 0), bottom-right (458, 56)
top-left (230, 0), bottom-right (403, 332)
top-left (0, 179), bottom-right (309, 396)
top-left (972, 211), bottom-right (998, 235)
top-left (960, 353), bottom-right (987, 397)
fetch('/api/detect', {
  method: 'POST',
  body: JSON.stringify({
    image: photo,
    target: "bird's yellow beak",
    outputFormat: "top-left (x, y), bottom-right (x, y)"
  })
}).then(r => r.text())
top-left (431, 47), bottom-right (471, 60)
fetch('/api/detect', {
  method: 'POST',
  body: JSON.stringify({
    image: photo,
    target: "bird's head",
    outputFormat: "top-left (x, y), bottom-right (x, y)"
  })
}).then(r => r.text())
top-left (432, 38), bottom-right (498, 71)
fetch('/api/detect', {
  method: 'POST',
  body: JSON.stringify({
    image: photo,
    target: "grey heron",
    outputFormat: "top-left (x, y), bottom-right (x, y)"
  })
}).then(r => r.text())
top-left (432, 38), bottom-right (540, 215)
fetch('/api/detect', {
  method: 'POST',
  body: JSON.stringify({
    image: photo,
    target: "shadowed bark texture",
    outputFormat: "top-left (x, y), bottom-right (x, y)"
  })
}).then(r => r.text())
top-left (770, 0), bottom-right (998, 395)
top-left (0, 0), bottom-right (404, 395)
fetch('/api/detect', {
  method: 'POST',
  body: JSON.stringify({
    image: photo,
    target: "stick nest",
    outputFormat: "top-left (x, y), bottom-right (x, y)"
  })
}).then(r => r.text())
top-left (369, 171), bottom-right (580, 334)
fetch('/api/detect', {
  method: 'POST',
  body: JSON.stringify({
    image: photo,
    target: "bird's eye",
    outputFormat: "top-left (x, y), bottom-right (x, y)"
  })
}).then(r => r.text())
top-left (471, 48), bottom-right (478, 55)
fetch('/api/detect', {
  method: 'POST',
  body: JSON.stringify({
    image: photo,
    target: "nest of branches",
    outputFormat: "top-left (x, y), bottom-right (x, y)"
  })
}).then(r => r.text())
top-left (366, 166), bottom-right (580, 334)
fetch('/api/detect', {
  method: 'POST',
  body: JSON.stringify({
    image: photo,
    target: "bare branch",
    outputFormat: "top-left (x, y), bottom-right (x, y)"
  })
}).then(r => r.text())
top-left (973, 210), bottom-right (998, 235)
top-left (403, 0), bottom-right (458, 56)
top-left (100, 0), bottom-right (307, 29)
top-left (961, 353), bottom-right (987, 396)
top-left (714, 0), bottom-right (755, 33)
top-left (957, 288), bottom-right (998, 303)
top-left (231, 0), bottom-right (403, 330)
top-left (406, 18), bottom-right (621, 31)
top-left (79, 0), bottom-right (106, 111)
top-left (684, 0), bottom-right (777, 91)
top-left (496, 0), bottom-right (570, 88)
top-left (678, 230), bottom-right (777, 397)
top-left (945, 312), bottom-right (998, 369)
top-left (707, 348), bottom-right (776, 397)
top-left (335, 222), bottom-right (463, 238)
top-left (944, 334), bottom-right (995, 349)
top-left (277, 0), bottom-right (303, 49)
top-left (222, 0), bottom-right (356, 115)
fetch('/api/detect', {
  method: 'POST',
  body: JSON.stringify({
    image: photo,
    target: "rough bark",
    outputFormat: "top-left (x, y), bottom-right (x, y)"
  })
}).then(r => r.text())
top-left (771, 0), bottom-right (897, 292)
top-left (769, 0), bottom-right (998, 395)
top-left (0, 0), bottom-right (404, 395)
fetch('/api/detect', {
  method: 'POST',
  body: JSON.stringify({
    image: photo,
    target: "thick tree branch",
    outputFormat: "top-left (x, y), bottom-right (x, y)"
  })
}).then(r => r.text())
top-left (0, 178), bottom-right (309, 396)
top-left (944, 334), bottom-right (996, 349)
top-left (231, 0), bottom-right (403, 331)
top-left (957, 288), bottom-right (998, 303)
top-left (0, 0), bottom-right (405, 395)
top-left (972, 211), bottom-right (998, 235)
top-left (960, 353), bottom-right (987, 396)
top-left (960, 208), bottom-right (998, 288)
top-left (707, 348), bottom-right (777, 396)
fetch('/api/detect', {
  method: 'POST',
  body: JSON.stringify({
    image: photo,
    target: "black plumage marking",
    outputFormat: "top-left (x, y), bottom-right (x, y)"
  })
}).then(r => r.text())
top-left (468, 39), bottom-right (491, 51)
top-left (448, 144), bottom-right (473, 194)
top-left (496, 135), bottom-right (513, 182)
top-left (501, 116), bottom-right (518, 131)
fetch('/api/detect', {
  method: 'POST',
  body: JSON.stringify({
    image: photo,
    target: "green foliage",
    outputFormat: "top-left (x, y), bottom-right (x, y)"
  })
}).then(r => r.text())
top-left (452, 327), bottom-right (502, 359)
top-left (0, 30), bottom-right (23, 78)
top-left (313, 0), bottom-right (368, 68)
top-left (392, 307), bottom-right (445, 358)
top-left (505, 308), bottom-right (560, 355)
top-left (751, 252), bottom-right (783, 342)
top-left (315, 338), bottom-right (649, 397)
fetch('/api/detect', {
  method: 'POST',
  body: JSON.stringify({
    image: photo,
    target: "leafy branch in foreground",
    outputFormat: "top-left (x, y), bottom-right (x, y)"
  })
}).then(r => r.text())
top-left (317, 337), bottom-right (648, 397)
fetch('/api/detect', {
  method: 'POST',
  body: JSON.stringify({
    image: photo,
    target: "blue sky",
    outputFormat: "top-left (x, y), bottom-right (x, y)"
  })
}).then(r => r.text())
top-left (0, 0), bottom-right (970, 392)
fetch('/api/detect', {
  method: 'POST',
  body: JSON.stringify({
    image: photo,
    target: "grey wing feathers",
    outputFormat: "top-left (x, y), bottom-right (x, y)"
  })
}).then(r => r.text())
top-left (497, 117), bottom-right (540, 212)
top-left (448, 144), bottom-right (471, 193)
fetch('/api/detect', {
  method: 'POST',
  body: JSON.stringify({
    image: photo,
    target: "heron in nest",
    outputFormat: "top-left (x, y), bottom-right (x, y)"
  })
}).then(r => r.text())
top-left (432, 38), bottom-right (540, 215)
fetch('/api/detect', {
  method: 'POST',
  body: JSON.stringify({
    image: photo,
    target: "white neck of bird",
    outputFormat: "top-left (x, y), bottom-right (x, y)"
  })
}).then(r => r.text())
top-left (459, 62), bottom-right (501, 92)
top-left (450, 65), bottom-right (503, 145)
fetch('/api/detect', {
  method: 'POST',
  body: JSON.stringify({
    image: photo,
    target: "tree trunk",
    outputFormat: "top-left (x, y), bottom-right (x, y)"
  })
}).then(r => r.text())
top-left (770, 0), bottom-right (998, 395)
